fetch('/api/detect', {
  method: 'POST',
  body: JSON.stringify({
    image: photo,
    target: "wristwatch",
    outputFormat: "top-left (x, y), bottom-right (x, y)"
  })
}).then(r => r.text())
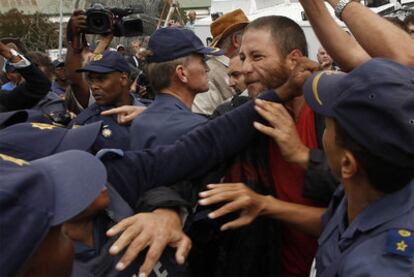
top-left (8, 49), bottom-right (21, 63)
top-left (334, 0), bottom-right (353, 21)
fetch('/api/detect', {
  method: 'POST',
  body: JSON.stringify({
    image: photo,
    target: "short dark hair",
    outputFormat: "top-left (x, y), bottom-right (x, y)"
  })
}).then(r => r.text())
top-left (334, 120), bottom-right (414, 194)
top-left (146, 56), bottom-right (190, 91)
top-left (245, 16), bottom-right (308, 57)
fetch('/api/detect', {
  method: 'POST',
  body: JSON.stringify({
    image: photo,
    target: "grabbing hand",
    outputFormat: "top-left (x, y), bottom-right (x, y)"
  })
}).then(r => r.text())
top-left (69, 10), bottom-right (87, 36)
top-left (198, 183), bottom-right (267, 231)
top-left (101, 105), bottom-right (146, 125)
top-left (106, 208), bottom-right (191, 276)
top-left (253, 99), bottom-right (310, 168)
top-left (277, 57), bottom-right (321, 101)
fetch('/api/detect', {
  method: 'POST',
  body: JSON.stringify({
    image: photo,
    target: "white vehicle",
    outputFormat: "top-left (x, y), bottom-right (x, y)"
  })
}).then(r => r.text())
top-left (193, 0), bottom-right (409, 59)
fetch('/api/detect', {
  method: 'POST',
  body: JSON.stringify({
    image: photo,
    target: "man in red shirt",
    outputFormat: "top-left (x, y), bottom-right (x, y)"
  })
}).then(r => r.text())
top-left (199, 16), bottom-right (336, 276)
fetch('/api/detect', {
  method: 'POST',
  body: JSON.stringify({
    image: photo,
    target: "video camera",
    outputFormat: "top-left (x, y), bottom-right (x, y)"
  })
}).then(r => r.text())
top-left (85, 3), bottom-right (144, 37)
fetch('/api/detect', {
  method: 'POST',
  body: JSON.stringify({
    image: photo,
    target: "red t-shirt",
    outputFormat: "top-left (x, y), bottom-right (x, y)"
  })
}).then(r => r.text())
top-left (269, 104), bottom-right (318, 276)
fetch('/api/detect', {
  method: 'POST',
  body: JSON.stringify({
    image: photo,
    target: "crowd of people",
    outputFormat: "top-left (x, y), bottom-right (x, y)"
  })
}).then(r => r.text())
top-left (1, 0), bottom-right (414, 276)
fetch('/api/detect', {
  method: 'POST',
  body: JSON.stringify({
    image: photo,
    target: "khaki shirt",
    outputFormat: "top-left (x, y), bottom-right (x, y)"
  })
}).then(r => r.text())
top-left (192, 55), bottom-right (235, 115)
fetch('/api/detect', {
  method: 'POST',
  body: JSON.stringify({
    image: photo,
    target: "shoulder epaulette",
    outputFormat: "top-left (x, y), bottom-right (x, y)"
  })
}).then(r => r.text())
top-left (386, 229), bottom-right (414, 258)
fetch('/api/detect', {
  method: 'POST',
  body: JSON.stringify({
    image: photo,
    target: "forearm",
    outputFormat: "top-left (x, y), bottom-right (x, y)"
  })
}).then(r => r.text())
top-left (66, 35), bottom-right (90, 108)
top-left (93, 35), bottom-right (112, 54)
top-left (261, 195), bottom-right (325, 237)
top-left (299, 0), bottom-right (370, 71)
top-left (0, 64), bottom-right (51, 111)
top-left (105, 89), bottom-right (283, 200)
top-left (332, 0), bottom-right (414, 66)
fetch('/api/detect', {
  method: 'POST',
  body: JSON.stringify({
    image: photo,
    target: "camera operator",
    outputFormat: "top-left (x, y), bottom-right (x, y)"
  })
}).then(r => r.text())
top-left (65, 10), bottom-right (97, 111)
top-left (0, 41), bottom-right (51, 112)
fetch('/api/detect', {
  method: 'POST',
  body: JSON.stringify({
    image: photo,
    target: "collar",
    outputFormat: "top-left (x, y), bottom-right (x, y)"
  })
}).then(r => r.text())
top-left (210, 55), bottom-right (230, 67)
top-left (240, 90), bottom-right (249, 97)
top-left (130, 94), bottom-right (145, 107)
top-left (155, 93), bottom-right (192, 111)
top-left (341, 181), bottom-right (414, 239)
top-left (95, 93), bottom-right (143, 112)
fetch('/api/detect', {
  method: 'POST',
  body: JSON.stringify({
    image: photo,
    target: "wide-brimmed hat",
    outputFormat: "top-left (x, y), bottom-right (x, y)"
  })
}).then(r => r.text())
top-left (210, 9), bottom-right (249, 48)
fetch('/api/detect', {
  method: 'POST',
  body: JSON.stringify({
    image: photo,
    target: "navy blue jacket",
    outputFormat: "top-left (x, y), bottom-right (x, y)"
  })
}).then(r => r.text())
top-left (315, 182), bottom-right (414, 276)
top-left (70, 96), bottom-right (144, 152)
top-left (130, 93), bottom-right (208, 149)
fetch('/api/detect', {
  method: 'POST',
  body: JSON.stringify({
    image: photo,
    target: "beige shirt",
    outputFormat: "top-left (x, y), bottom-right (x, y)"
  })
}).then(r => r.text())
top-left (192, 55), bottom-right (236, 115)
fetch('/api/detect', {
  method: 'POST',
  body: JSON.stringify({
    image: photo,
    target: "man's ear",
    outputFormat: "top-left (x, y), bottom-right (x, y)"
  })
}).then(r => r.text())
top-left (175, 64), bottom-right (188, 83)
top-left (285, 49), bottom-right (304, 71)
top-left (341, 150), bottom-right (358, 180)
top-left (120, 72), bottom-right (130, 87)
top-left (232, 33), bottom-right (243, 49)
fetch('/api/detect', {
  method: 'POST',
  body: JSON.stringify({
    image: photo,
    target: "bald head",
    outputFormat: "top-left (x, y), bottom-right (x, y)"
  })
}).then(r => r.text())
top-left (317, 47), bottom-right (333, 69)
top-left (188, 11), bottom-right (196, 23)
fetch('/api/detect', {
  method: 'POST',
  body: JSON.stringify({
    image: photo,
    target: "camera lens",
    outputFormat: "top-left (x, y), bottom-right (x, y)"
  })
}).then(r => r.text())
top-left (86, 12), bottom-right (111, 34)
top-left (89, 14), bottom-right (108, 30)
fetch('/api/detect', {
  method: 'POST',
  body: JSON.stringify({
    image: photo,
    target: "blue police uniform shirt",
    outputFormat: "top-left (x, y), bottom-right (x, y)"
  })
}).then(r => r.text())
top-left (72, 184), bottom-right (186, 277)
top-left (130, 93), bottom-right (208, 149)
top-left (70, 95), bottom-right (144, 153)
top-left (315, 182), bottom-right (414, 276)
top-left (51, 80), bottom-right (66, 97)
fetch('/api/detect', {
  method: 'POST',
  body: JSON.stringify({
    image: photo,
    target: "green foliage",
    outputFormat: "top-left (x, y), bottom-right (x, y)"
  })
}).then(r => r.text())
top-left (0, 9), bottom-right (59, 51)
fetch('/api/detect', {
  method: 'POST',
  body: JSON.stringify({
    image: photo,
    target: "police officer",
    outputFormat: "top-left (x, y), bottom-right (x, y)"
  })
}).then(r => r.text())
top-left (51, 59), bottom-right (69, 97)
top-left (0, 119), bottom-right (187, 277)
top-left (306, 59), bottom-right (414, 275)
top-left (71, 50), bottom-right (145, 152)
top-left (130, 27), bottom-right (223, 149)
top-left (0, 150), bottom-right (106, 276)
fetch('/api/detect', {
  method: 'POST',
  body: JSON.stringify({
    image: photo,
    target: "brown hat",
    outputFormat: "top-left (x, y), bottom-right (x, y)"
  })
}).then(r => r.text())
top-left (210, 9), bottom-right (249, 48)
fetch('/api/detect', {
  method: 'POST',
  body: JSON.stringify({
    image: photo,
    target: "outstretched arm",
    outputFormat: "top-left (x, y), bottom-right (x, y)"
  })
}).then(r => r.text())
top-left (103, 59), bottom-right (321, 207)
top-left (103, 91), bottom-right (282, 207)
top-left (198, 183), bottom-right (324, 237)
